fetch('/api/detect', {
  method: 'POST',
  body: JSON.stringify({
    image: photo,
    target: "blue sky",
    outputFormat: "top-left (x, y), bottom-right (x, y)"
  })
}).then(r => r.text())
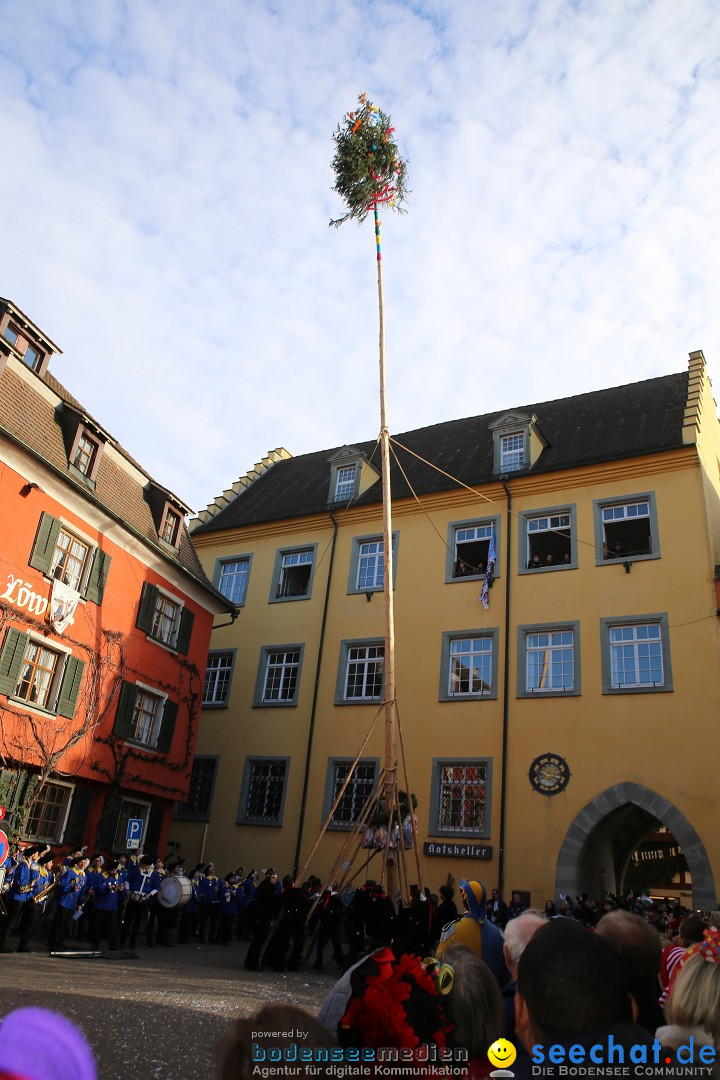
top-left (1, 0), bottom-right (719, 513)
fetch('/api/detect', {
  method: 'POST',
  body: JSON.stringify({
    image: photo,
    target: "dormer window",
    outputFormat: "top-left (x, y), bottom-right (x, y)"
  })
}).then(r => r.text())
top-left (23, 344), bottom-right (43, 373)
top-left (334, 465), bottom-right (356, 502)
top-left (160, 507), bottom-right (181, 546)
top-left (489, 411), bottom-right (546, 475)
top-left (73, 433), bottom-right (98, 477)
top-left (2, 324), bottom-right (45, 373)
top-left (500, 433), bottom-right (525, 472)
top-left (327, 446), bottom-right (378, 505)
top-left (67, 423), bottom-right (104, 484)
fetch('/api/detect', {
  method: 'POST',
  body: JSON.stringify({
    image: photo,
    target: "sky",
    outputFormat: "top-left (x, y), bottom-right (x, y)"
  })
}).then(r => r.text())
top-left (1, 0), bottom-right (720, 514)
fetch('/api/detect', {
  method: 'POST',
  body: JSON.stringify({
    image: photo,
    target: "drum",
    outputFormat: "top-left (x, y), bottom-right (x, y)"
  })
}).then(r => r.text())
top-left (158, 873), bottom-right (192, 909)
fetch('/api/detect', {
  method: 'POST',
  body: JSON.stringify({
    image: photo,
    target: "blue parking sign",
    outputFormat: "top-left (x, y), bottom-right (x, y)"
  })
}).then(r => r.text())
top-left (126, 818), bottom-right (144, 850)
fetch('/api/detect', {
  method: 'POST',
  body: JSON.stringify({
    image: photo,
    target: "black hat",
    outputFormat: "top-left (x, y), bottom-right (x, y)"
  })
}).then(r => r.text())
top-left (37, 852), bottom-right (54, 866)
top-left (264, 867), bottom-right (276, 877)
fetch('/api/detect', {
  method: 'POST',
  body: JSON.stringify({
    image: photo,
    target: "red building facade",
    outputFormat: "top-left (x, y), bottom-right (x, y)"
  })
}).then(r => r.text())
top-left (0, 298), bottom-right (231, 858)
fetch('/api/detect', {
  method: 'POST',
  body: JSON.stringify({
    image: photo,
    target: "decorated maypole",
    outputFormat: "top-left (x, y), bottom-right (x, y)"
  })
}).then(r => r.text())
top-left (330, 94), bottom-right (410, 903)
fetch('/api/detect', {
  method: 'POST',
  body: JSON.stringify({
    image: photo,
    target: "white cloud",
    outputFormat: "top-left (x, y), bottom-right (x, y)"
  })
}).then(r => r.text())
top-left (1, 0), bottom-right (719, 510)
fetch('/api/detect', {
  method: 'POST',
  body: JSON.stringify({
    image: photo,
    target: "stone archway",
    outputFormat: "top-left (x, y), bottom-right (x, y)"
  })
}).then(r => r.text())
top-left (555, 782), bottom-right (716, 910)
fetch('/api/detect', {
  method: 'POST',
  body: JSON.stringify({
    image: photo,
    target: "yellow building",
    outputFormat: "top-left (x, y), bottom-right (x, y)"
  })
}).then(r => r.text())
top-left (172, 352), bottom-right (720, 909)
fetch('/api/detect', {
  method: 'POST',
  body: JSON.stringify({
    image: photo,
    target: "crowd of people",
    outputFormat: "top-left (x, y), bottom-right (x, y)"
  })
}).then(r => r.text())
top-left (2, 843), bottom-right (720, 1080)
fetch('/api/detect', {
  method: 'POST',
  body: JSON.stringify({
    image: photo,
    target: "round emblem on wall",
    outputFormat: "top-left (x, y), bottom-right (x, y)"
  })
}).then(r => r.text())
top-left (529, 753), bottom-right (570, 795)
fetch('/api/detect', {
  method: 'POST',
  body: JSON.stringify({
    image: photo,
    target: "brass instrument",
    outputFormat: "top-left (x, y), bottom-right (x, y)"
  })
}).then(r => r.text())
top-left (33, 875), bottom-right (57, 904)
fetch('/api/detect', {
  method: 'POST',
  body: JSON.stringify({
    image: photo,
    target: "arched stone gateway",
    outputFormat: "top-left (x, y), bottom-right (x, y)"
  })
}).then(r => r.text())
top-left (555, 783), bottom-right (716, 911)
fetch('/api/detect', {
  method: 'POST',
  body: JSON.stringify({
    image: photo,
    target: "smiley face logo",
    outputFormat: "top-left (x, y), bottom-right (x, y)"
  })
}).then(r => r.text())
top-left (488, 1038), bottom-right (517, 1069)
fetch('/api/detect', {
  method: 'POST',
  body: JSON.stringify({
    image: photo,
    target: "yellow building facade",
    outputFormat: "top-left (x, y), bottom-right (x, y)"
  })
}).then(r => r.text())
top-left (172, 353), bottom-right (720, 909)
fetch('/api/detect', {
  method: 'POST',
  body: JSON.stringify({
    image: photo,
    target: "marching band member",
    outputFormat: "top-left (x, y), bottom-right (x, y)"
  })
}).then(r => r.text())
top-left (49, 855), bottom-right (89, 950)
top-left (120, 855), bottom-right (155, 949)
top-left (91, 859), bottom-right (122, 951)
top-left (0, 845), bottom-right (37, 952)
top-left (17, 851), bottom-right (55, 953)
top-left (145, 858), bottom-right (166, 947)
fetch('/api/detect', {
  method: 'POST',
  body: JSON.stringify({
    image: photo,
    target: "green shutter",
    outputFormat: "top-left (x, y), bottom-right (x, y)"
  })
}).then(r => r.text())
top-left (56, 656), bottom-right (86, 718)
top-left (156, 699), bottom-right (178, 754)
top-left (136, 582), bottom-right (158, 633)
top-left (96, 792), bottom-right (123, 851)
top-left (85, 548), bottom-right (111, 605)
top-left (0, 629), bottom-right (28, 697)
top-left (175, 608), bottom-right (194, 655)
top-left (113, 681), bottom-right (137, 740)
top-left (62, 786), bottom-right (93, 847)
top-left (28, 513), bottom-right (61, 575)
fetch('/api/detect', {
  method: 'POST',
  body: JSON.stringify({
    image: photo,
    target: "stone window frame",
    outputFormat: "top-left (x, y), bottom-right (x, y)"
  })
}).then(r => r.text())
top-left (438, 628), bottom-right (499, 702)
top-left (236, 756), bottom-right (290, 827)
top-left (599, 613), bottom-right (672, 695)
top-left (516, 620), bottom-right (582, 698)
top-left (428, 757), bottom-right (493, 840)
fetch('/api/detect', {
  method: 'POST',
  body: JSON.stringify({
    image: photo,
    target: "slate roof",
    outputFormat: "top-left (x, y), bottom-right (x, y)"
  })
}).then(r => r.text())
top-left (0, 360), bottom-right (223, 601)
top-left (195, 371), bottom-right (690, 533)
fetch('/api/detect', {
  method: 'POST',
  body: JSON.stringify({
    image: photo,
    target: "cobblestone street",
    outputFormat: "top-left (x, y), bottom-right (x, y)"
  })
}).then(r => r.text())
top-left (0, 940), bottom-right (336, 1079)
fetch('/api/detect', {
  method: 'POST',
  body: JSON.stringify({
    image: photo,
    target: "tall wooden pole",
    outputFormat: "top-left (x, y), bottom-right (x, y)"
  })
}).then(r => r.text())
top-left (375, 205), bottom-right (399, 906)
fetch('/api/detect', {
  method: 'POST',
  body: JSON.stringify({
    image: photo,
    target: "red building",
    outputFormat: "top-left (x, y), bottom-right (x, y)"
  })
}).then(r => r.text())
top-left (0, 298), bottom-right (232, 857)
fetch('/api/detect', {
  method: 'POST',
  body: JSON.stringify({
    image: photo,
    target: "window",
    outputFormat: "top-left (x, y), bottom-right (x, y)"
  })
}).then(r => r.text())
top-left (429, 759), bottom-right (491, 838)
top-left (2, 324), bottom-right (44, 372)
top-left (0, 629), bottom-right (85, 718)
top-left (439, 630), bottom-right (499, 701)
top-left (324, 759), bottom-right (379, 829)
top-left (174, 757), bottom-right (219, 821)
top-left (26, 782), bottom-right (73, 842)
top-left (446, 519), bottom-right (500, 581)
top-left (334, 465), bottom-right (356, 502)
top-left (136, 582), bottom-right (194, 653)
top-left (593, 493), bottom-right (660, 564)
top-left (348, 533), bottom-right (399, 593)
top-left (23, 344), bottom-right (42, 373)
top-left (72, 432), bottom-right (99, 478)
top-left (335, 640), bottom-right (384, 704)
top-left (521, 506), bottom-right (577, 571)
top-left (113, 681), bottom-right (178, 751)
top-left (237, 758), bottom-right (289, 826)
top-left (29, 513), bottom-right (111, 605)
top-left (518, 622), bottom-right (580, 697)
top-left (270, 545), bottom-right (317, 602)
top-left (132, 687), bottom-right (165, 746)
top-left (328, 449), bottom-right (367, 504)
top-left (152, 593), bottom-right (180, 645)
top-left (600, 614), bottom-right (672, 694)
top-left (501, 433), bottom-right (525, 472)
top-left (215, 556), bottom-right (251, 605)
top-left (203, 651), bottom-right (236, 707)
top-left (160, 507), bottom-right (181, 546)
top-left (253, 645), bottom-right (304, 707)
top-left (50, 527), bottom-right (92, 592)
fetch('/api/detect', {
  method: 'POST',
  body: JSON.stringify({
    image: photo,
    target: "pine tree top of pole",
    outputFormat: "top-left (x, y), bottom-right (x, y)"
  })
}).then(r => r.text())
top-left (329, 92), bottom-right (409, 228)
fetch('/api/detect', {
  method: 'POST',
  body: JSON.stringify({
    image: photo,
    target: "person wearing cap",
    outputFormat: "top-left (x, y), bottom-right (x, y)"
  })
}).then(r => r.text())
top-left (91, 859), bottom-right (122, 951)
top-left (49, 855), bottom-right (89, 950)
top-left (144, 857), bottom-right (166, 947)
top-left (197, 862), bottom-right (220, 943)
top-left (0, 845), bottom-right (37, 951)
top-left (120, 855), bottom-right (155, 948)
top-left (244, 868), bottom-right (279, 970)
top-left (435, 879), bottom-right (509, 987)
top-left (17, 850), bottom-right (55, 952)
top-left (79, 854), bottom-right (104, 943)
